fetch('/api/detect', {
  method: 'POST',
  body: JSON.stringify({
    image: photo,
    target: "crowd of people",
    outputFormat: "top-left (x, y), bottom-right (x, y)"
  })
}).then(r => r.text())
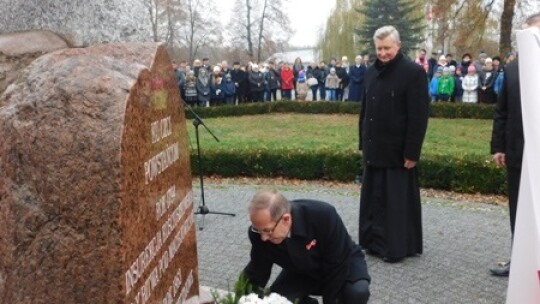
top-left (417, 49), bottom-right (516, 103)
top-left (173, 48), bottom-right (515, 107)
top-left (173, 54), bottom-right (372, 107)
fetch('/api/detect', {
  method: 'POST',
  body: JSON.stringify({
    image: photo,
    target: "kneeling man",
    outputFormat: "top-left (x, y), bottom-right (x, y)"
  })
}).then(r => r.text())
top-left (243, 189), bottom-right (371, 304)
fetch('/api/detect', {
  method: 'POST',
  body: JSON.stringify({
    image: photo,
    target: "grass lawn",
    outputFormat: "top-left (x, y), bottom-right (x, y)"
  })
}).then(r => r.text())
top-left (186, 113), bottom-right (493, 157)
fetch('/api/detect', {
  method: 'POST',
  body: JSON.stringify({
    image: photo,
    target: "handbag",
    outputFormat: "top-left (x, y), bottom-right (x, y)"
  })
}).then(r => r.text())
top-left (307, 77), bottom-right (318, 86)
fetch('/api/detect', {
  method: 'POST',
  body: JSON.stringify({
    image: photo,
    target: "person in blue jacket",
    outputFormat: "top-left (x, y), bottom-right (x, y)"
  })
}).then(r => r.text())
top-left (222, 73), bottom-right (236, 105)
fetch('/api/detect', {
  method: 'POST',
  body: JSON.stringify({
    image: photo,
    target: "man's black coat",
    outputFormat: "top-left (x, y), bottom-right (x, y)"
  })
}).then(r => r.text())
top-left (359, 52), bottom-right (430, 168)
top-left (491, 60), bottom-right (524, 168)
top-left (244, 200), bottom-right (370, 304)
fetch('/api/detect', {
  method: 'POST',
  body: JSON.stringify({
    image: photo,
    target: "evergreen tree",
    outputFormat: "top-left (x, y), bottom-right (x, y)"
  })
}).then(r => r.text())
top-left (356, 0), bottom-right (425, 55)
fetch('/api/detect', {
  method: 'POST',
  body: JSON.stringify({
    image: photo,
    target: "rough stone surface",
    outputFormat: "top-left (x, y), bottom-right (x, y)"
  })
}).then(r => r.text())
top-left (0, 31), bottom-right (69, 97)
top-left (0, 0), bottom-right (151, 47)
top-left (0, 43), bottom-right (198, 303)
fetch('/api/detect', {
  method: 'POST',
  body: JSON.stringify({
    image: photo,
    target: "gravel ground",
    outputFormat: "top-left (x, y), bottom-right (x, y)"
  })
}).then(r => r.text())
top-left (195, 178), bottom-right (511, 304)
top-left (202, 176), bottom-right (508, 206)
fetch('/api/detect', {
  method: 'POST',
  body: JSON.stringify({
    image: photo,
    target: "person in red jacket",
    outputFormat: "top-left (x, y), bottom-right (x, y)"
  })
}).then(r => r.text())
top-left (280, 62), bottom-right (295, 100)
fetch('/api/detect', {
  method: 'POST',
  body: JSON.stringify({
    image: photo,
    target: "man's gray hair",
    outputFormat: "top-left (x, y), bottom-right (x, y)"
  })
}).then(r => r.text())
top-left (373, 25), bottom-right (401, 43)
top-left (249, 189), bottom-right (291, 221)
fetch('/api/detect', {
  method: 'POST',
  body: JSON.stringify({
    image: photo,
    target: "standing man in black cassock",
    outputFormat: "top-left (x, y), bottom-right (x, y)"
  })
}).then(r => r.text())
top-left (243, 189), bottom-right (370, 304)
top-left (358, 25), bottom-right (430, 263)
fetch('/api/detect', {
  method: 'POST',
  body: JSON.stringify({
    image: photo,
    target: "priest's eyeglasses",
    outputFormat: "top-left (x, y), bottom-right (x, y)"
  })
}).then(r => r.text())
top-left (250, 214), bottom-right (284, 235)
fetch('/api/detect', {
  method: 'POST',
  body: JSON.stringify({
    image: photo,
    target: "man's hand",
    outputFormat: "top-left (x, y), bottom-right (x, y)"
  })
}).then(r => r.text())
top-left (493, 153), bottom-right (506, 167)
top-left (404, 158), bottom-right (417, 169)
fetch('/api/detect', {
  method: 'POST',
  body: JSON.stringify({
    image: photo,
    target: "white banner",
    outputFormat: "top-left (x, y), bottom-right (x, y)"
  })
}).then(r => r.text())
top-left (506, 27), bottom-right (540, 304)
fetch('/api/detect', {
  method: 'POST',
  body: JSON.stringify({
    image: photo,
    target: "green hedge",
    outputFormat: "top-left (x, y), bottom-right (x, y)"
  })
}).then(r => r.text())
top-left (191, 148), bottom-right (506, 195)
top-left (185, 101), bottom-right (496, 119)
top-left (186, 101), bottom-right (502, 194)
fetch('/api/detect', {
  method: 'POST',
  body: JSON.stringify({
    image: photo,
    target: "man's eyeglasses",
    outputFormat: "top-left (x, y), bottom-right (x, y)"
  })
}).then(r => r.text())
top-left (250, 214), bottom-right (284, 235)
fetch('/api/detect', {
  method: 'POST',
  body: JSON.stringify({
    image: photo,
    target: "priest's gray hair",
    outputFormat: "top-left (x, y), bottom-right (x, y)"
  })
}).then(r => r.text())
top-left (249, 189), bottom-right (291, 221)
top-left (373, 25), bottom-right (401, 43)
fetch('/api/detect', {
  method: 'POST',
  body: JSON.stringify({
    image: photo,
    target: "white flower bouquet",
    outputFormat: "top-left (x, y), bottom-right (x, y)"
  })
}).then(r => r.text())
top-left (238, 293), bottom-right (292, 304)
top-left (212, 274), bottom-right (293, 304)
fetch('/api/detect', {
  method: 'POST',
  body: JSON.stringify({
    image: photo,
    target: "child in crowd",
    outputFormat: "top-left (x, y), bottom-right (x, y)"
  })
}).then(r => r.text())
top-left (325, 68), bottom-right (340, 101)
top-left (462, 65), bottom-right (479, 103)
top-left (295, 70), bottom-right (308, 101)
top-left (453, 67), bottom-right (464, 102)
top-left (184, 70), bottom-right (198, 106)
top-left (222, 73), bottom-right (236, 105)
top-left (437, 66), bottom-right (455, 102)
top-left (429, 67), bottom-right (442, 102)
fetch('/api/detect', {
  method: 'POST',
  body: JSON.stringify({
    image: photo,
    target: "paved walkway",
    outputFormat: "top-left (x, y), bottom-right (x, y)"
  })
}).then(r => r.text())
top-left (195, 183), bottom-right (511, 304)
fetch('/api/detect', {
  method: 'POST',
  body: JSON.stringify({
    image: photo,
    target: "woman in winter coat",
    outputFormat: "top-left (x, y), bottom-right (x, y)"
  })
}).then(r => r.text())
top-left (316, 61), bottom-right (328, 100)
top-left (306, 64), bottom-right (319, 101)
top-left (459, 53), bottom-right (472, 76)
top-left (478, 58), bottom-right (497, 104)
top-left (348, 55), bottom-right (366, 102)
top-left (292, 57), bottom-right (304, 92)
top-left (280, 62), bottom-right (295, 100)
top-left (196, 68), bottom-right (211, 107)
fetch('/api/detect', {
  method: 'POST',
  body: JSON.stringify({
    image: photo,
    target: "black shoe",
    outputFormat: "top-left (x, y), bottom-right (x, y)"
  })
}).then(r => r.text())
top-left (490, 261), bottom-right (510, 277)
top-left (383, 256), bottom-right (404, 263)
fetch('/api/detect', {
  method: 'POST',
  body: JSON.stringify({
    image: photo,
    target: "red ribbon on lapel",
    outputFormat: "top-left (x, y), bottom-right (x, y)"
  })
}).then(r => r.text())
top-left (306, 239), bottom-right (317, 250)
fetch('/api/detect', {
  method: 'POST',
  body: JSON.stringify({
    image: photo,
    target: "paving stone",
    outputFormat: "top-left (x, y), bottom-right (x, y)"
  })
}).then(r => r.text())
top-left (196, 183), bottom-right (510, 303)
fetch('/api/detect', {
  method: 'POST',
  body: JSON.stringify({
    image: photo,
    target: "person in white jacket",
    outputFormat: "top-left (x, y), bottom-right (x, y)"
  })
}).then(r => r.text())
top-left (462, 65), bottom-right (479, 103)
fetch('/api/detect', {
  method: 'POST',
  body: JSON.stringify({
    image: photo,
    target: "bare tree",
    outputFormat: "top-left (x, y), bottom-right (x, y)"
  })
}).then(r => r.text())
top-left (178, 0), bottom-right (222, 63)
top-left (165, 0), bottom-right (182, 44)
top-left (229, 0), bottom-right (292, 62)
top-left (228, 0), bottom-right (256, 60)
top-left (422, 0), bottom-right (499, 55)
top-left (499, 0), bottom-right (516, 56)
top-left (143, 0), bottom-right (161, 42)
top-left (141, 0), bottom-right (183, 48)
top-left (255, 0), bottom-right (292, 61)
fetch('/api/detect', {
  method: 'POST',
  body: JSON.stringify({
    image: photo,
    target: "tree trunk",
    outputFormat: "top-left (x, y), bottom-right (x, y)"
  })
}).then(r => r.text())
top-left (499, 0), bottom-right (515, 56)
top-left (188, 0), bottom-right (195, 63)
top-left (257, 0), bottom-right (268, 62)
top-left (147, 0), bottom-right (159, 42)
top-left (245, 0), bottom-right (254, 60)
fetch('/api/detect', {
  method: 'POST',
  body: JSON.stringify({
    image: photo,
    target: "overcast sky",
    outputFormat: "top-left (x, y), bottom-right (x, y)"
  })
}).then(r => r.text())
top-left (215, 0), bottom-right (336, 47)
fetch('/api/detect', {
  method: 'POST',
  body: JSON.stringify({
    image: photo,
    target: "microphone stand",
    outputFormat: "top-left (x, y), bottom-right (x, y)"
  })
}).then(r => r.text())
top-left (183, 101), bottom-right (235, 230)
